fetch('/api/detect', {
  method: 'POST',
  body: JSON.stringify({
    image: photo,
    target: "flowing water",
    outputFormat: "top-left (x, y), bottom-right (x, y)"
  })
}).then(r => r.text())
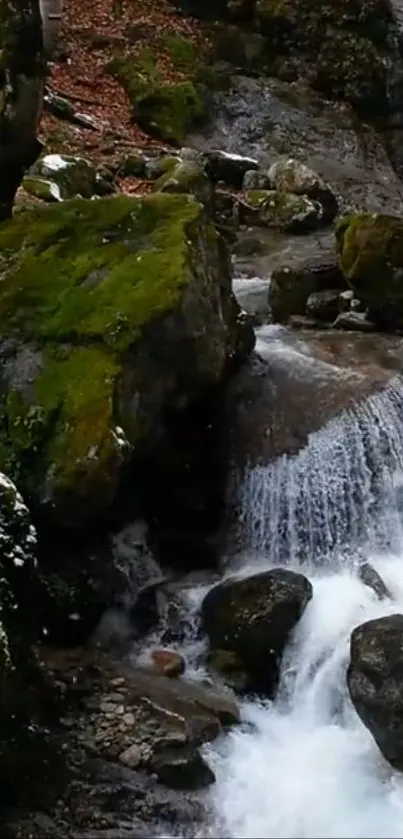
top-left (170, 374), bottom-right (403, 838)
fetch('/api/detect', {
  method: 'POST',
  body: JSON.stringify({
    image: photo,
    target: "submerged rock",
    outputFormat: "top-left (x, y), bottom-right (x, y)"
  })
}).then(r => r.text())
top-left (348, 614), bottom-right (403, 771)
top-left (0, 194), bottom-right (252, 526)
top-left (201, 568), bottom-right (312, 694)
top-left (336, 212), bottom-right (403, 330)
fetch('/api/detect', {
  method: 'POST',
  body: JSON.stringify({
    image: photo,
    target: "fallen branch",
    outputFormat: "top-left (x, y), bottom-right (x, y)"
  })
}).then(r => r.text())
top-left (48, 86), bottom-right (101, 106)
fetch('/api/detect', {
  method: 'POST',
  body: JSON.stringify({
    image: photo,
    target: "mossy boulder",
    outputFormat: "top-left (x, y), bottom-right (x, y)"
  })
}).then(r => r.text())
top-left (153, 160), bottom-right (214, 207)
top-left (201, 569), bottom-right (312, 695)
top-left (243, 189), bottom-right (324, 232)
top-left (268, 157), bottom-right (338, 222)
top-left (336, 212), bottom-right (403, 329)
top-left (108, 53), bottom-right (207, 145)
top-left (30, 154), bottom-right (112, 200)
top-left (255, 0), bottom-right (392, 112)
top-left (22, 176), bottom-right (62, 203)
top-left (0, 194), bottom-right (252, 526)
top-left (269, 258), bottom-right (345, 322)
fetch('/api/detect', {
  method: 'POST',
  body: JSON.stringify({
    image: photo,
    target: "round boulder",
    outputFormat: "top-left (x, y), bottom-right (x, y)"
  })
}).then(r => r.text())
top-left (268, 157), bottom-right (338, 223)
top-left (348, 614), bottom-right (403, 771)
top-left (201, 568), bottom-right (312, 695)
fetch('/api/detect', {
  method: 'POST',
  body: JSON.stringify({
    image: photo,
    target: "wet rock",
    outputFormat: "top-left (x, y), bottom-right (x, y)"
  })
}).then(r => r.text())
top-left (188, 76), bottom-right (403, 216)
top-left (207, 648), bottom-right (249, 692)
top-left (337, 212), bottom-right (403, 330)
top-left (205, 149), bottom-right (258, 189)
top-left (358, 562), bottom-right (391, 600)
top-left (243, 189), bottom-right (324, 232)
top-left (305, 289), bottom-right (342, 321)
top-left (268, 157), bottom-right (338, 223)
top-left (151, 745), bottom-right (215, 789)
top-left (332, 311), bottom-right (376, 332)
top-left (348, 614), bottom-right (403, 771)
top-left (151, 649), bottom-right (185, 678)
top-left (201, 569), bottom-right (312, 694)
top-left (269, 257), bottom-right (345, 322)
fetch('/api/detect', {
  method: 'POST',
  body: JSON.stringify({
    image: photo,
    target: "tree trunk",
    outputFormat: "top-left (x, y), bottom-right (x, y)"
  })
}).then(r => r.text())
top-left (0, 0), bottom-right (46, 221)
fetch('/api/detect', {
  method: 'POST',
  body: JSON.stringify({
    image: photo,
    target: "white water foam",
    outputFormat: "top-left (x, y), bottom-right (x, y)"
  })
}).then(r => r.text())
top-left (200, 375), bottom-right (403, 838)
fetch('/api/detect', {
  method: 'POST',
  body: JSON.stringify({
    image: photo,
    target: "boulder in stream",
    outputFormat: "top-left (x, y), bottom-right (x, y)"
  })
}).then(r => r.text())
top-left (336, 212), bottom-right (403, 330)
top-left (348, 614), bottom-right (403, 771)
top-left (201, 568), bottom-right (313, 695)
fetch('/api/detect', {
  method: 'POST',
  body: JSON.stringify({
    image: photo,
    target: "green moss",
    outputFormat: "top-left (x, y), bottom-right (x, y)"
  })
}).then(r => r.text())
top-left (22, 176), bottom-right (60, 203)
top-left (162, 33), bottom-right (199, 71)
top-left (108, 50), bottom-right (207, 145)
top-left (244, 189), bottom-right (321, 231)
top-left (0, 194), bottom-right (204, 503)
top-left (135, 81), bottom-right (206, 146)
top-left (0, 194), bottom-right (200, 350)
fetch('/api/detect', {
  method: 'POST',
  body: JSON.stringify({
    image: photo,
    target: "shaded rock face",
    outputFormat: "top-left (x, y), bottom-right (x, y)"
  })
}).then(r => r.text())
top-left (337, 212), bottom-right (403, 329)
top-left (0, 194), bottom-right (253, 528)
top-left (188, 76), bottom-right (403, 216)
top-left (201, 568), bottom-right (312, 694)
top-left (348, 614), bottom-right (403, 771)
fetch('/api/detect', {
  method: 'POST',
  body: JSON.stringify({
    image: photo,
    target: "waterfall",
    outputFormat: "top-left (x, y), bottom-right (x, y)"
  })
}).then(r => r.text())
top-left (236, 375), bottom-right (403, 566)
top-left (198, 375), bottom-right (403, 839)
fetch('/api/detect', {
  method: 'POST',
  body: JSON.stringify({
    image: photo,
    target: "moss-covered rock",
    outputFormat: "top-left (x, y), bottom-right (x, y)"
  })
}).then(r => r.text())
top-left (243, 189), bottom-right (323, 231)
top-left (0, 194), bottom-right (252, 525)
top-left (22, 176), bottom-right (62, 203)
top-left (255, 0), bottom-right (392, 111)
top-left (268, 157), bottom-right (338, 222)
top-left (30, 154), bottom-right (112, 200)
top-left (336, 212), bottom-right (403, 328)
top-left (107, 52), bottom-right (207, 145)
top-left (153, 159), bottom-right (214, 207)
top-left (201, 569), bottom-right (312, 695)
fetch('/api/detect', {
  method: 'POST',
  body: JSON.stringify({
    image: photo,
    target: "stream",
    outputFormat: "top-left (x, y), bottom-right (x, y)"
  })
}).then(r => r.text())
top-left (157, 370), bottom-right (403, 838)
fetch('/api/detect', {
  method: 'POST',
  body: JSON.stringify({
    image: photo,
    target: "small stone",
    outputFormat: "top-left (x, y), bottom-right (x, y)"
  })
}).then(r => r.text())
top-left (118, 744), bottom-right (143, 769)
top-left (151, 649), bottom-right (185, 678)
top-left (123, 712), bottom-right (135, 726)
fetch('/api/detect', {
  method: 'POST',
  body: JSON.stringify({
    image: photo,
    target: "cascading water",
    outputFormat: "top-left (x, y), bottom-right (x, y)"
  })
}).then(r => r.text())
top-left (191, 374), bottom-right (403, 838)
top-left (236, 376), bottom-right (403, 565)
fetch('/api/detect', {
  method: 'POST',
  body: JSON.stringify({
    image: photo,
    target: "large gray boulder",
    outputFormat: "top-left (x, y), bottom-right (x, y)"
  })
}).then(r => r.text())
top-left (348, 614), bottom-right (403, 770)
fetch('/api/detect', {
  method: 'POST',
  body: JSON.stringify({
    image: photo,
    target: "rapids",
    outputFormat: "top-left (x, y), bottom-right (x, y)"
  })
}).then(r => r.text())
top-left (170, 375), bottom-right (403, 838)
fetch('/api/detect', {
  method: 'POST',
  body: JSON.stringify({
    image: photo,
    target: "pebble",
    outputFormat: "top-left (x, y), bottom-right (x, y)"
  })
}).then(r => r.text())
top-left (123, 712), bottom-right (135, 726)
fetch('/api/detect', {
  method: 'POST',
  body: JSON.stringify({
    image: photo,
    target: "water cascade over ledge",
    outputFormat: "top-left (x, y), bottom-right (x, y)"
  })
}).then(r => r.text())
top-left (235, 375), bottom-right (403, 565)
